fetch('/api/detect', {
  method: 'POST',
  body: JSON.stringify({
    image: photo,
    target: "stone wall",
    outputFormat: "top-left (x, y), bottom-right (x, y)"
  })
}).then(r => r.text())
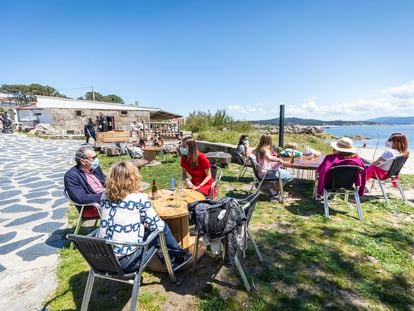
top-left (48, 109), bottom-right (151, 133)
top-left (196, 140), bottom-right (238, 162)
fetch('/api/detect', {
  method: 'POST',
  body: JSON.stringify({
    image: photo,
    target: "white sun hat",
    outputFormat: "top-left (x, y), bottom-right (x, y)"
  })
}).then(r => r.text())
top-left (330, 137), bottom-right (357, 153)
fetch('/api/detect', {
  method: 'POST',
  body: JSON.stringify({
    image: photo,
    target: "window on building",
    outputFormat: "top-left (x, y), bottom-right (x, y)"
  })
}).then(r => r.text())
top-left (121, 111), bottom-right (128, 116)
top-left (75, 111), bottom-right (82, 117)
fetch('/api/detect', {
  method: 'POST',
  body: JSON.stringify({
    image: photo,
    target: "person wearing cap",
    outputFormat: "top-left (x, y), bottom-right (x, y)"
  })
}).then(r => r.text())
top-left (316, 137), bottom-right (367, 198)
top-left (366, 133), bottom-right (409, 181)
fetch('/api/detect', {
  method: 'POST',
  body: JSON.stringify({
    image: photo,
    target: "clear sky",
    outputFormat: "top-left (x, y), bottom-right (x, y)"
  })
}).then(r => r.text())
top-left (2, 0), bottom-right (414, 120)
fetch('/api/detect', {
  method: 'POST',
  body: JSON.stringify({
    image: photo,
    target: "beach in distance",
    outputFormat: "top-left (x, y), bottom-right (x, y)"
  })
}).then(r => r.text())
top-left (322, 124), bottom-right (413, 174)
top-left (324, 124), bottom-right (414, 151)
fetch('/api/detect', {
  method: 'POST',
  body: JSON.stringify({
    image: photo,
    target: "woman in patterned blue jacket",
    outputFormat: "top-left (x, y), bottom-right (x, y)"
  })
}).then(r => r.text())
top-left (99, 161), bottom-right (191, 273)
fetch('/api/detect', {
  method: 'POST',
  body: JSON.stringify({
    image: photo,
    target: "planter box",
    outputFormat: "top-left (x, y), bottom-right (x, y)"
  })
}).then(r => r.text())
top-left (96, 131), bottom-right (130, 143)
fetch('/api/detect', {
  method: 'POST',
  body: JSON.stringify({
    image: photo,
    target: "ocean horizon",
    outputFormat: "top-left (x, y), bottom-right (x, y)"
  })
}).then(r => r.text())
top-left (323, 124), bottom-right (414, 151)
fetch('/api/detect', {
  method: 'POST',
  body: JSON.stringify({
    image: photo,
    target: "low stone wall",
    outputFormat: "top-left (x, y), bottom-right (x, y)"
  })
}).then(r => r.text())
top-left (196, 140), bottom-right (238, 162)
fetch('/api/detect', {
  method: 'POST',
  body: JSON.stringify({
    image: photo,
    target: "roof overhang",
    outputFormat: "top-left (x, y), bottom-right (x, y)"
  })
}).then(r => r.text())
top-left (150, 110), bottom-right (182, 121)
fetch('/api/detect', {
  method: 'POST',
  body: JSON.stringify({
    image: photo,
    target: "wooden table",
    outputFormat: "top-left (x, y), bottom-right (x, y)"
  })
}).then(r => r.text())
top-left (149, 188), bottom-right (205, 271)
top-left (283, 155), bottom-right (325, 198)
top-left (283, 155), bottom-right (325, 172)
top-left (142, 147), bottom-right (162, 166)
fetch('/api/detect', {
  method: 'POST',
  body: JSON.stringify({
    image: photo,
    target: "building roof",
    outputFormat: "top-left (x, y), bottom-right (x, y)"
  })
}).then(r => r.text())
top-left (34, 95), bottom-right (160, 112)
top-left (150, 110), bottom-right (183, 121)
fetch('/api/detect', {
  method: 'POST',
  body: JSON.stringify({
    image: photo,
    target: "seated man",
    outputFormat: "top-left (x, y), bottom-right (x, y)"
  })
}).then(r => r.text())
top-left (64, 146), bottom-right (106, 217)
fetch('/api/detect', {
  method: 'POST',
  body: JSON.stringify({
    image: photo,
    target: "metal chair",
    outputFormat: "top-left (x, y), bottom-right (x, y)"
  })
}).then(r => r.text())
top-left (234, 151), bottom-right (251, 181)
top-left (192, 191), bottom-right (262, 291)
top-left (248, 155), bottom-right (284, 202)
top-left (323, 165), bottom-right (364, 221)
top-left (66, 231), bottom-right (176, 311)
top-left (64, 190), bottom-right (101, 249)
top-left (210, 164), bottom-right (223, 199)
top-left (371, 155), bottom-right (408, 206)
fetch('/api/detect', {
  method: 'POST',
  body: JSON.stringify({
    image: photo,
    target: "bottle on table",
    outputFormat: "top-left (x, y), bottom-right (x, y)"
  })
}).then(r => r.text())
top-left (151, 179), bottom-right (158, 200)
top-left (169, 177), bottom-right (175, 191)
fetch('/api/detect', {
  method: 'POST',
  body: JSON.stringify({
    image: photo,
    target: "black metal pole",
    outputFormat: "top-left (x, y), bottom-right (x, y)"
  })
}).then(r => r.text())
top-left (278, 104), bottom-right (285, 148)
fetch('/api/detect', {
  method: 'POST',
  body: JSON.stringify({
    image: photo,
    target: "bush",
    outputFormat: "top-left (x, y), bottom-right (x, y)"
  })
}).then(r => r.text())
top-left (183, 109), bottom-right (252, 133)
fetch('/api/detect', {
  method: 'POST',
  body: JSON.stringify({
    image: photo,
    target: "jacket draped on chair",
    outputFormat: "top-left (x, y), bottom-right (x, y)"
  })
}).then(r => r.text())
top-left (317, 154), bottom-right (367, 196)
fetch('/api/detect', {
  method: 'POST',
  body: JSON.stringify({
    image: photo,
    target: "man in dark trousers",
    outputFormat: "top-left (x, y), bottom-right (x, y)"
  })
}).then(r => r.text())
top-left (99, 112), bottom-right (108, 132)
top-left (64, 146), bottom-right (106, 217)
top-left (84, 118), bottom-right (96, 144)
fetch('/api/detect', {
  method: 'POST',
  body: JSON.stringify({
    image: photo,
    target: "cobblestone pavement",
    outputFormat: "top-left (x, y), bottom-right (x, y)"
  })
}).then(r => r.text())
top-left (0, 133), bottom-right (82, 310)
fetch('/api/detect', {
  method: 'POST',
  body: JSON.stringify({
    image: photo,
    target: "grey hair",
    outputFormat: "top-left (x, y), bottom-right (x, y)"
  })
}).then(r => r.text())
top-left (75, 146), bottom-right (94, 165)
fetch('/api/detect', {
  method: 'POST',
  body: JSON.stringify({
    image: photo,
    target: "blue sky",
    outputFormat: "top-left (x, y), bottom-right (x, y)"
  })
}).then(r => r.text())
top-left (2, 0), bottom-right (414, 120)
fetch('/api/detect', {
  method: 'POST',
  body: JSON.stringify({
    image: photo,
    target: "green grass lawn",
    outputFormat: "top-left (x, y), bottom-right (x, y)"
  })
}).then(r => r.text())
top-left (45, 134), bottom-right (414, 310)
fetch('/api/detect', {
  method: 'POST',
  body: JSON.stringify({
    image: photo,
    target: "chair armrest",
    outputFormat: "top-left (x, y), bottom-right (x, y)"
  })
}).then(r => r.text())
top-left (104, 230), bottom-right (160, 247)
top-left (87, 228), bottom-right (100, 237)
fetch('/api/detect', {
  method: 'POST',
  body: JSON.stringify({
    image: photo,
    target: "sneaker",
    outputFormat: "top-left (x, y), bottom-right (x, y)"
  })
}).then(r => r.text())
top-left (172, 252), bottom-right (192, 271)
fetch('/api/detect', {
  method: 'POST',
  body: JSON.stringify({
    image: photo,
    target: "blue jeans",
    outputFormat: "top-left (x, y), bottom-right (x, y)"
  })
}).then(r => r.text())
top-left (119, 224), bottom-right (184, 273)
top-left (265, 168), bottom-right (293, 183)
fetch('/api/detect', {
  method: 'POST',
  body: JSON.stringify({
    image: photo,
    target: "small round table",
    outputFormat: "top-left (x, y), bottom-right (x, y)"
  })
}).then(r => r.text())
top-left (142, 147), bottom-right (162, 166)
top-left (149, 189), bottom-right (205, 271)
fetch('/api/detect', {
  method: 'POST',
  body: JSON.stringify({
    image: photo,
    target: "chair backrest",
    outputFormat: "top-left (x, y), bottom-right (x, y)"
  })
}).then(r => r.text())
top-left (234, 151), bottom-right (246, 165)
top-left (67, 234), bottom-right (125, 276)
top-left (248, 155), bottom-right (263, 182)
top-left (328, 165), bottom-right (364, 190)
top-left (387, 155), bottom-right (408, 178)
top-left (211, 164), bottom-right (223, 182)
top-left (240, 191), bottom-right (261, 226)
top-left (210, 164), bottom-right (223, 198)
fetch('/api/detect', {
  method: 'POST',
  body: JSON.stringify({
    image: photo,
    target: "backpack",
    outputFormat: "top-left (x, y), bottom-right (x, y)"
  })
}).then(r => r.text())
top-left (188, 197), bottom-right (245, 240)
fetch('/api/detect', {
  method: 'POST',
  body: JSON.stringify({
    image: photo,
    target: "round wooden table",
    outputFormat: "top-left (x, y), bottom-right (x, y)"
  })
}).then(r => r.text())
top-left (149, 188), bottom-right (205, 271)
top-left (142, 147), bottom-right (162, 166)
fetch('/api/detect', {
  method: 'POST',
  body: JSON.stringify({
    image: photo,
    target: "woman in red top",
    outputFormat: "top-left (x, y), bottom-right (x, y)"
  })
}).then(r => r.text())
top-left (180, 137), bottom-right (215, 197)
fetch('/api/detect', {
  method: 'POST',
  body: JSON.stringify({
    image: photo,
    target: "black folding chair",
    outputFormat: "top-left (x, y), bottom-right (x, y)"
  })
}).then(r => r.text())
top-left (371, 155), bottom-right (409, 206)
top-left (210, 164), bottom-right (223, 199)
top-left (248, 155), bottom-right (285, 202)
top-left (64, 190), bottom-right (101, 249)
top-left (66, 231), bottom-right (176, 311)
top-left (323, 165), bottom-right (364, 221)
top-left (192, 191), bottom-right (262, 291)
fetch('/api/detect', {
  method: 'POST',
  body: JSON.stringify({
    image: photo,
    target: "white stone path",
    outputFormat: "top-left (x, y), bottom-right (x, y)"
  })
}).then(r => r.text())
top-left (0, 133), bottom-right (82, 310)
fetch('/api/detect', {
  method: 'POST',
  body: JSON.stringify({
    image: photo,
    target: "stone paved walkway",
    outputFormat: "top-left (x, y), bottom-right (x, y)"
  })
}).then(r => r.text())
top-left (0, 133), bottom-right (82, 310)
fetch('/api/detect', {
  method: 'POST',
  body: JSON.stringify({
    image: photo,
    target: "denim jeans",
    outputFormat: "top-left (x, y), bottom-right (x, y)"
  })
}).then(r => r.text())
top-left (119, 224), bottom-right (184, 273)
top-left (265, 168), bottom-right (293, 183)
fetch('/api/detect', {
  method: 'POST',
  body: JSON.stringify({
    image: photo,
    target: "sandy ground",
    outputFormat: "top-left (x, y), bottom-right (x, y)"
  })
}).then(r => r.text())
top-left (357, 147), bottom-right (413, 174)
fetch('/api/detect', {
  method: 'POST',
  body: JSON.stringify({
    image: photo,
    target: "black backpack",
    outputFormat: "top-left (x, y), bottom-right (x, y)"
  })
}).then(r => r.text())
top-left (188, 197), bottom-right (245, 240)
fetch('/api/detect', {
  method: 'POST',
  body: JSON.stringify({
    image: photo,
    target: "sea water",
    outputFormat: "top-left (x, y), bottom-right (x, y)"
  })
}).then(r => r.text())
top-left (324, 124), bottom-right (414, 151)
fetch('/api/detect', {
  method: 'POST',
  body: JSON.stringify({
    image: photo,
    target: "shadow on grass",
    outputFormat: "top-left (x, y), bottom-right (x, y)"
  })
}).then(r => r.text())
top-left (246, 227), bottom-right (414, 310)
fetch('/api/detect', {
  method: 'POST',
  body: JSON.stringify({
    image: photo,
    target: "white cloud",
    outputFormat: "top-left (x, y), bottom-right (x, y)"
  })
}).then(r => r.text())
top-left (227, 80), bottom-right (414, 121)
top-left (384, 80), bottom-right (414, 99)
top-left (228, 102), bottom-right (264, 114)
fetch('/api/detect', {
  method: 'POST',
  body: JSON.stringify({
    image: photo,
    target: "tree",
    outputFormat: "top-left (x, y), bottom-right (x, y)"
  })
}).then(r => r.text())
top-left (81, 91), bottom-right (125, 104)
top-left (0, 83), bottom-right (67, 97)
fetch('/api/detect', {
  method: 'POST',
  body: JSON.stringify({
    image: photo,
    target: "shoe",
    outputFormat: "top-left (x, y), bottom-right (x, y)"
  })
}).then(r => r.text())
top-left (172, 252), bottom-right (192, 271)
